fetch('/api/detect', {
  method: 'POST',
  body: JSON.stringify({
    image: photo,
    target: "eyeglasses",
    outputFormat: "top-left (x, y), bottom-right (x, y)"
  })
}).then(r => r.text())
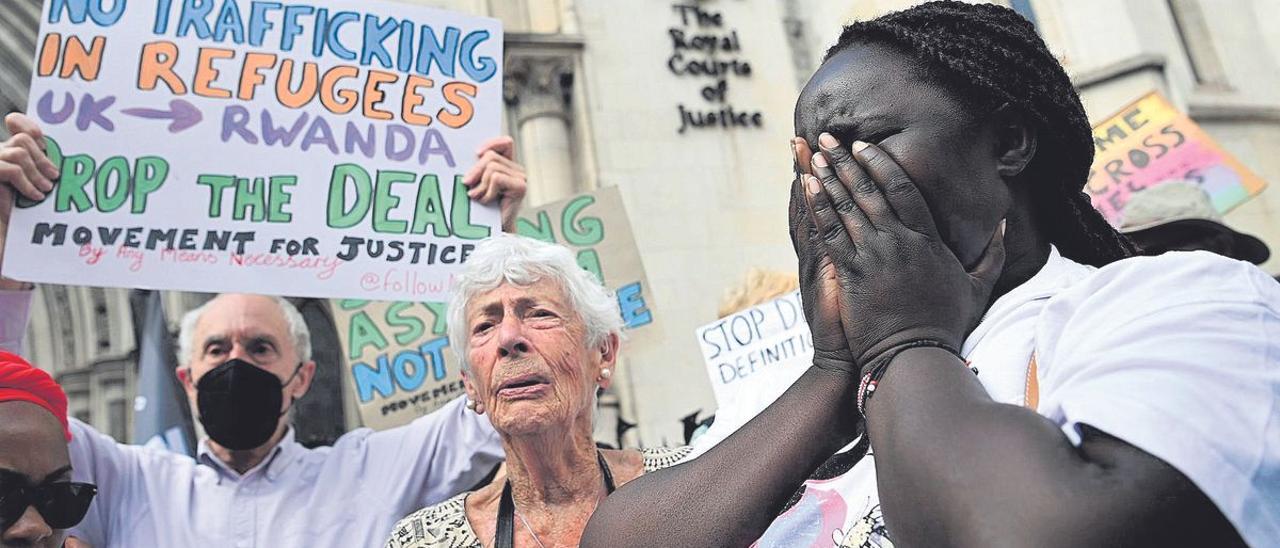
top-left (0, 481), bottom-right (97, 531)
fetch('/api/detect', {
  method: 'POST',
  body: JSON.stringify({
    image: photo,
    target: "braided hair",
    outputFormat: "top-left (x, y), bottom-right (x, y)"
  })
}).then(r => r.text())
top-left (826, 1), bottom-right (1136, 267)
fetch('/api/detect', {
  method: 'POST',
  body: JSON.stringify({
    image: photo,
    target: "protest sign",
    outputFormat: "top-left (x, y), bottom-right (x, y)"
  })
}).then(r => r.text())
top-left (1086, 91), bottom-right (1267, 225)
top-left (332, 299), bottom-right (462, 430)
top-left (3, 0), bottom-right (503, 301)
top-left (336, 185), bottom-right (655, 429)
top-left (515, 185), bottom-right (655, 331)
top-left (696, 289), bottom-right (811, 407)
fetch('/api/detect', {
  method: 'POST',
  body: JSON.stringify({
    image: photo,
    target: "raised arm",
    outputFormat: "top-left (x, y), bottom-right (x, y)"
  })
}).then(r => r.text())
top-left (65, 418), bottom-right (158, 547)
top-left (583, 139), bottom-right (861, 547)
top-left (0, 113), bottom-right (59, 354)
top-left (463, 136), bottom-right (526, 233)
top-left (348, 395), bottom-right (504, 512)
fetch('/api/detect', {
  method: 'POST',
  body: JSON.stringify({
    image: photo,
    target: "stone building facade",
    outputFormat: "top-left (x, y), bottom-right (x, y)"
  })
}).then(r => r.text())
top-left (3, 0), bottom-right (1277, 446)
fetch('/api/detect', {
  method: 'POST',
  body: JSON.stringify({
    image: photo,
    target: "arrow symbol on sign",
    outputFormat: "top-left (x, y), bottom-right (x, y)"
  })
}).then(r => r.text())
top-left (122, 99), bottom-right (203, 133)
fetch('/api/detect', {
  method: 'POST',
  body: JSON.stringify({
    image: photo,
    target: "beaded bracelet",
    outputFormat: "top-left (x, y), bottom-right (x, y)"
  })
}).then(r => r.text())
top-left (855, 339), bottom-right (975, 416)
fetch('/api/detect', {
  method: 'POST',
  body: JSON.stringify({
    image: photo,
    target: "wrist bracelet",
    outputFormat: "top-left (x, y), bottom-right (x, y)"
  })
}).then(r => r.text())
top-left (855, 339), bottom-right (974, 416)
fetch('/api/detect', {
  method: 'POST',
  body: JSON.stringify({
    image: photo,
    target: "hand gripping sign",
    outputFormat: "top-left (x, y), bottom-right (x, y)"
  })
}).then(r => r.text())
top-left (4, 0), bottom-right (503, 302)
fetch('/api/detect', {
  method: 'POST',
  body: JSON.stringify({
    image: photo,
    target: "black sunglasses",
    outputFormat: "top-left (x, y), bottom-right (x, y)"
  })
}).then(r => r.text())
top-left (0, 481), bottom-right (97, 530)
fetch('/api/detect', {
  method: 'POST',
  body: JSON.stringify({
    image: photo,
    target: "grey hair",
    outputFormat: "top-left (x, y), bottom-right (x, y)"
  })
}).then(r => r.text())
top-left (448, 235), bottom-right (624, 371)
top-left (177, 294), bottom-right (313, 366)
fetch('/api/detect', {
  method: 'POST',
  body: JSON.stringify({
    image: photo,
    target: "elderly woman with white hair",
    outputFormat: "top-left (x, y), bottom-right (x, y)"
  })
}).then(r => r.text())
top-left (386, 235), bottom-right (689, 548)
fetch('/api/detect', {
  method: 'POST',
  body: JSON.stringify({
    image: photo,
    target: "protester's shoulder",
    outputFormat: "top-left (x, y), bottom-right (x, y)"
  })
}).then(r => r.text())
top-left (1034, 251), bottom-right (1280, 368)
top-left (1052, 250), bottom-right (1279, 317)
top-left (385, 491), bottom-right (479, 548)
top-left (641, 445), bottom-right (693, 472)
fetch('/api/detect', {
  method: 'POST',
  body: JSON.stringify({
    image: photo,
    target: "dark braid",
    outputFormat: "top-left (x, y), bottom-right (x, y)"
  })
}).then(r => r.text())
top-left (825, 1), bottom-right (1136, 267)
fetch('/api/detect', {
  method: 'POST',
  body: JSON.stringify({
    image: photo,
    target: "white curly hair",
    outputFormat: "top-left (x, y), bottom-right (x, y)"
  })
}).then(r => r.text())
top-left (448, 235), bottom-right (623, 371)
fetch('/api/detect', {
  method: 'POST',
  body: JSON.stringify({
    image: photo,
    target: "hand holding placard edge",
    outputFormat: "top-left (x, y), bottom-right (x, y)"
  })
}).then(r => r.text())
top-left (0, 113), bottom-right (60, 289)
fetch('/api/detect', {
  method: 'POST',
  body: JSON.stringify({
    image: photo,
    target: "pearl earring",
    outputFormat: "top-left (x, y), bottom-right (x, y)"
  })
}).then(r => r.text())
top-left (465, 399), bottom-right (477, 411)
top-left (599, 369), bottom-right (612, 380)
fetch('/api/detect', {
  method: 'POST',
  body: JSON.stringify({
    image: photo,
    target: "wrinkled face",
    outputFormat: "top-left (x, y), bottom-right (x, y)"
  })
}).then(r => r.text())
top-left (0, 402), bottom-right (70, 548)
top-left (793, 44), bottom-right (1012, 267)
top-left (181, 294), bottom-right (313, 437)
top-left (462, 279), bottom-right (614, 437)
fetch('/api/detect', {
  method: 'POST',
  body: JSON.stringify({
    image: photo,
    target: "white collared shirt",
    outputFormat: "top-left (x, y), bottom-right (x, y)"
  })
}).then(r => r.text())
top-left (66, 396), bottom-right (502, 548)
top-left (0, 288), bottom-right (503, 548)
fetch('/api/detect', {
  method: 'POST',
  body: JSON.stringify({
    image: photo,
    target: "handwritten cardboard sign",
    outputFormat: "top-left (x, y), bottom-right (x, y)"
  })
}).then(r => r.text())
top-left (515, 185), bottom-right (655, 331)
top-left (3, 0), bottom-right (503, 301)
top-left (696, 289), bottom-right (811, 407)
top-left (332, 299), bottom-right (461, 430)
top-left (1086, 91), bottom-right (1267, 224)
top-left (336, 185), bottom-right (655, 429)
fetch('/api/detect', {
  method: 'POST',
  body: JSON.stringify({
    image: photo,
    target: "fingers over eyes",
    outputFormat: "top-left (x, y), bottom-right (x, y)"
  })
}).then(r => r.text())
top-left (789, 176), bottom-right (809, 252)
top-left (850, 142), bottom-right (940, 237)
top-left (810, 148), bottom-right (871, 244)
top-left (792, 137), bottom-right (814, 177)
top-left (817, 134), bottom-right (894, 225)
top-left (803, 174), bottom-right (858, 267)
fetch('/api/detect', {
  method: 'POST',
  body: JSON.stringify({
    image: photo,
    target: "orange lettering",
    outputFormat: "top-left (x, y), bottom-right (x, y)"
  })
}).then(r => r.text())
top-left (138, 41), bottom-right (187, 94)
top-left (37, 33), bottom-right (60, 77)
top-left (319, 65), bottom-right (359, 114)
top-left (276, 59), bottom-right (319, 109)
top-left (402, 75), bottom-right (434, 126)
top-left (238, 52), bottom-right (277, 101)
top-left (438, 81), bottom-right (476, 129)
top-left (59, 36), bottom-right (106, 81)
top-left (362, 70), bottom-right (398, 121)
top-left (193, 47), bottom-right (235, 99)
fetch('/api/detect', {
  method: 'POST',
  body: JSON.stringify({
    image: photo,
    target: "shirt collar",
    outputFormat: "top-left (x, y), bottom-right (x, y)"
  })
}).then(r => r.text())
top-left (196, 428), bottom-right (303, 483)
top-left (995, 245), bottom-right (1090, 303)
top-left (962, 245), bottom-right (1094, 356)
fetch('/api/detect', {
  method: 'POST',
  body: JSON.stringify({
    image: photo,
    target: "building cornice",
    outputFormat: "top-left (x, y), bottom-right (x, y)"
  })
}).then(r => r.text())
top-left (1072, 53), bottom-right (1167, 90)
top-left (1187, 102), bottom-right (1280, 124)
top-left (504, 33), bottom-right (586, 51)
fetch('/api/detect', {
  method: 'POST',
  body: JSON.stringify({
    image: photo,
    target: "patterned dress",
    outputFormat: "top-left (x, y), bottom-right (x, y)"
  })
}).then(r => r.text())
top-left (385, 446), bottom-right (693, 548)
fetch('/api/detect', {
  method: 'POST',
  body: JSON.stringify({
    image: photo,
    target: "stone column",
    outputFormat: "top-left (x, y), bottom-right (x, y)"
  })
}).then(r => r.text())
top-left (504, 54), bottom-right (576, 205)
top-left (526, 0), bottom-right (562, 33)
top-left (559, 0), bottom-right (581, 34)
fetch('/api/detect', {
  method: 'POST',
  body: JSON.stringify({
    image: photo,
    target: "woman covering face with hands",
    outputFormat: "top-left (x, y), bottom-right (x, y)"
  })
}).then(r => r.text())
top-left (585, 3), bottom-right (1280, 547)
top-left (794, 136), bottom-right (1005, 379)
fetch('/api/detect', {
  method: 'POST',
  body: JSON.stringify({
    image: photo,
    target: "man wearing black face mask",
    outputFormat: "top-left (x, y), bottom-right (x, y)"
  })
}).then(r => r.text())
top-left (194, 358), bottom-right (305, 452)
top-left (0, 114), bottom-right (529, 547)
top-left (49, 294), bottom-right (505, 547)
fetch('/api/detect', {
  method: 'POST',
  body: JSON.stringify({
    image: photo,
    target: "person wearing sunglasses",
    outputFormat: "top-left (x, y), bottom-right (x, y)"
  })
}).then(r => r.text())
top-left (0, 351), bottom-right (96, 548)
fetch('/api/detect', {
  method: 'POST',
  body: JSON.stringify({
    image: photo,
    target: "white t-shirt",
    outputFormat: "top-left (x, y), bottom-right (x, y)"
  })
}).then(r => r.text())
top-left (688, 247), bottom-right (1280, 547)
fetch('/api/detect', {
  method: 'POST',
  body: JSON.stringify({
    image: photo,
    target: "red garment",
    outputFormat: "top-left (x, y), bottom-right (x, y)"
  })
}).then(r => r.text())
top-left (0, 350), bottom-right (71, 441)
